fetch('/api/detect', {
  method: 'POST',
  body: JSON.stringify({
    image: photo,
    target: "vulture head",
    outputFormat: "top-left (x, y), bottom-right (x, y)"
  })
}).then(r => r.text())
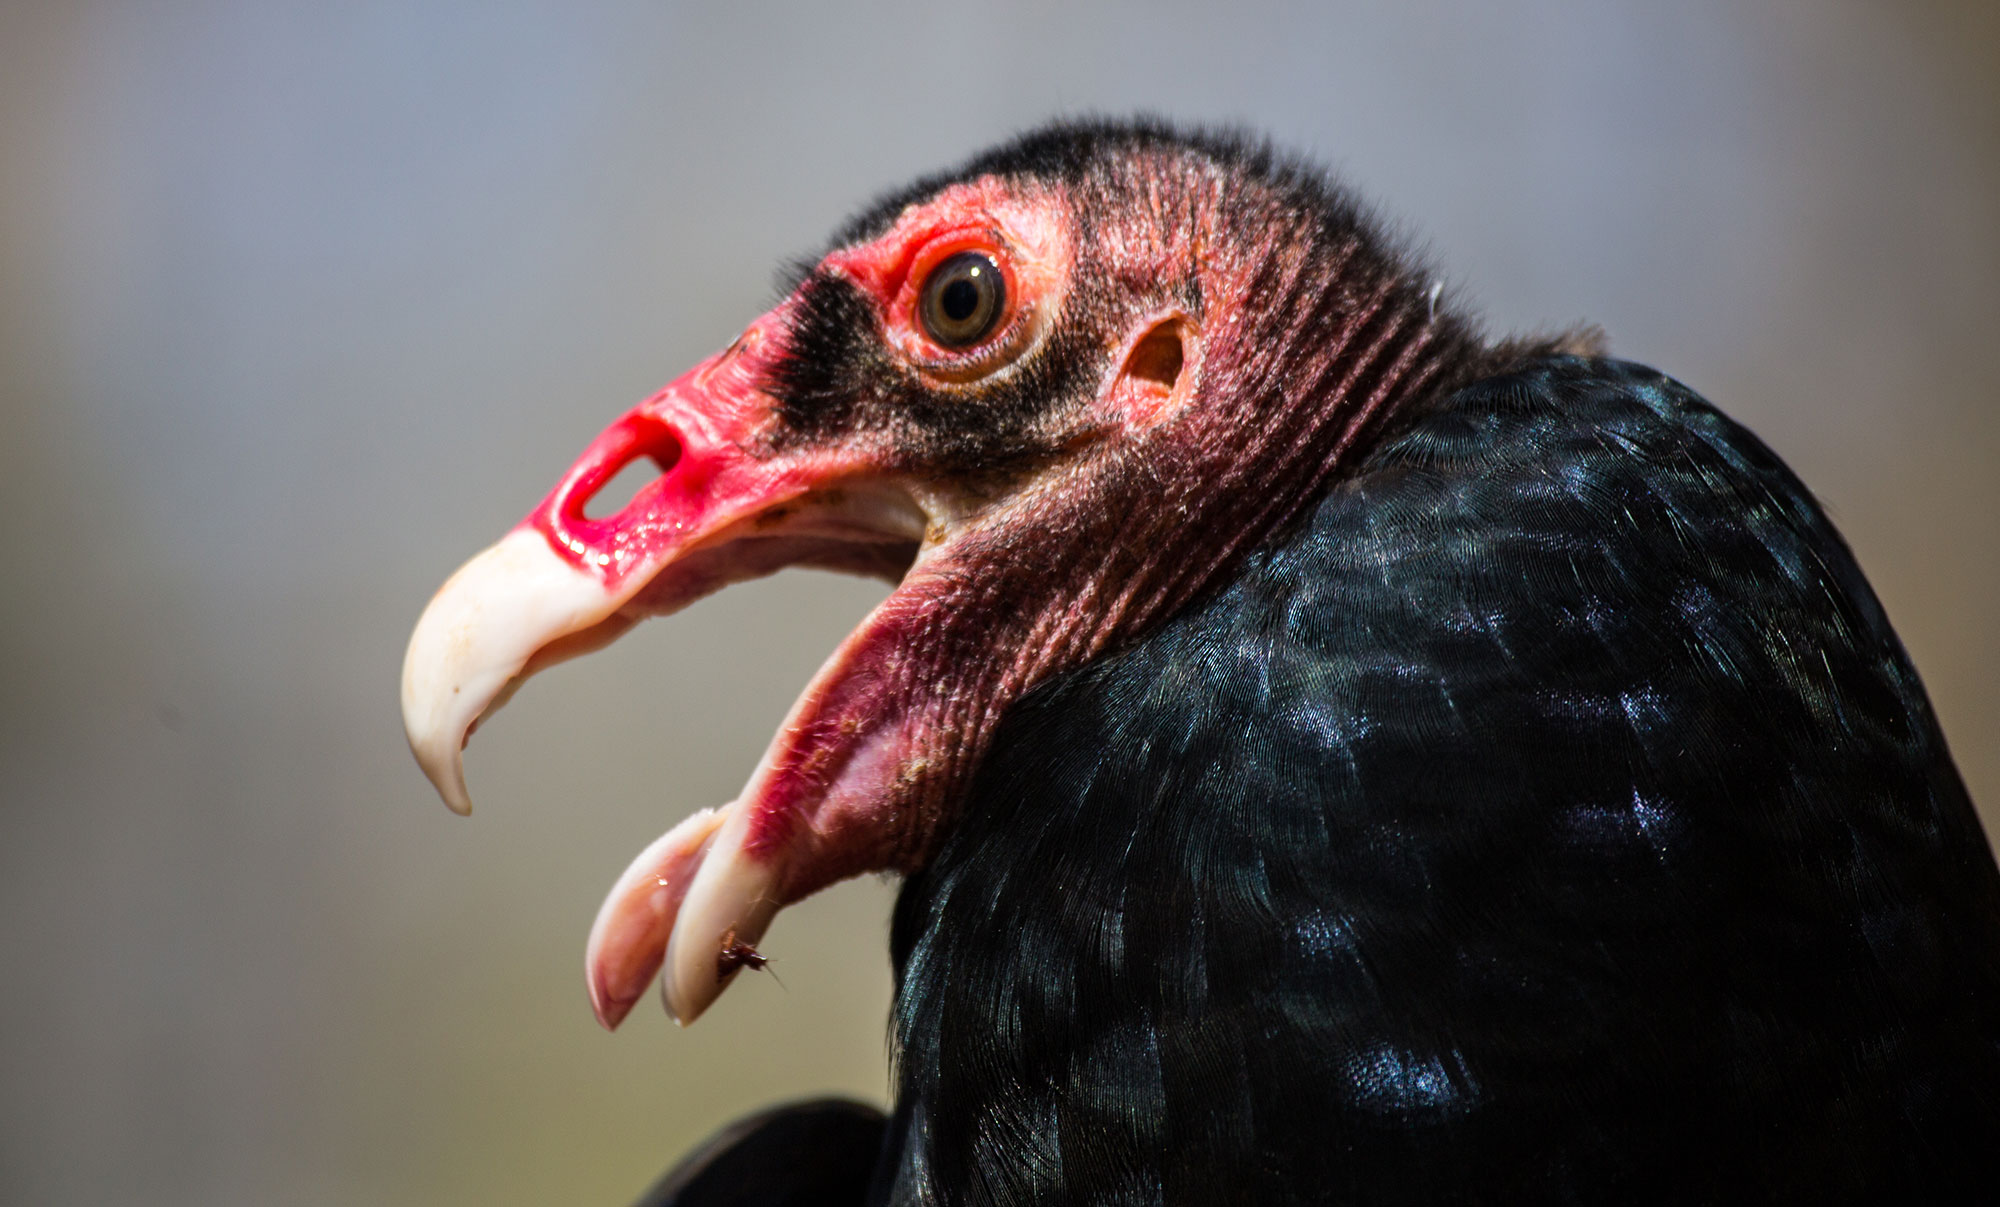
top-left (404, 122), bottom-right (1508, 1026)
top-left (403, 120), bottom-right (2000, 1200)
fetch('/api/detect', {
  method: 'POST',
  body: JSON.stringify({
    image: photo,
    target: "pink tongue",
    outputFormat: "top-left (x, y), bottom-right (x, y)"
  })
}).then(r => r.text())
top-left (584, 805), bottom-right (730, 1029)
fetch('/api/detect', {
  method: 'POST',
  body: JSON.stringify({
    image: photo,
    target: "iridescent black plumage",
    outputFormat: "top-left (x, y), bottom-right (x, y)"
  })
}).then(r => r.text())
top-left (880, 357), bottom-right (2000, 1204)
top-left (626, 122), bottom-right (2000, 1205)
top-left (634, 1099), bottom-right (883, 1207)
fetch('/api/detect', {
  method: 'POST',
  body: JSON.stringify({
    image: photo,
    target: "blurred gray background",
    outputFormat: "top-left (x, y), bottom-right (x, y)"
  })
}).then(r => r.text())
top-left (2, 1), bottom-right (1995, 1202)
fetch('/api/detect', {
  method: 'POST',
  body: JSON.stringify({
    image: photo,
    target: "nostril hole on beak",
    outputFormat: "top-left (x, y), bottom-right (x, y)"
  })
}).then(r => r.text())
top-left (582, 431), bottom-right (682, 521)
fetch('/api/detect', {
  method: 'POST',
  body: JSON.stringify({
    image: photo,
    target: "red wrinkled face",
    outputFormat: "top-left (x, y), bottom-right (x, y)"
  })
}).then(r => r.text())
top-left (402, 134), bottom-right (1463, 1033)
top-left (517, 180), bottom-right (1078, 614)
top-left (827, 178), bottom-right (1068, 374)
top-left (402, 171), bottom-right (1214, 1029)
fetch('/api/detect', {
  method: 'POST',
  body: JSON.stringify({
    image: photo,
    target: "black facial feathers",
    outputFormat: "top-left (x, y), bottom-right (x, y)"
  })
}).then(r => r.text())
top-left (832, 117), bottom-right (1318, 250)
top-left (768, 116), bottom-right (1590, 488)
top-left (765, 270), bottom-right (881, 438)
top-left (765, 120), bottom-right (1327, 475)
top-left (765, 267), bottom-right (1102, 481)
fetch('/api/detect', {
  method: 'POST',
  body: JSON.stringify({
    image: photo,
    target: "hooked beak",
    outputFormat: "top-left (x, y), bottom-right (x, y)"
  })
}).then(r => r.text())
top-left (400, 525), bottom-right (636, 816)
top-left (401, 313), bottom-right (927, 1024)
top-left (403, 316), bottom-right (923, 813)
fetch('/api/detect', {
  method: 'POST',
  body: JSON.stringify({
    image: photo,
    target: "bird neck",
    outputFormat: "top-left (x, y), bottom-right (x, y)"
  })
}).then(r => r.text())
top-left (869, 256), bottom-right (1487, 873)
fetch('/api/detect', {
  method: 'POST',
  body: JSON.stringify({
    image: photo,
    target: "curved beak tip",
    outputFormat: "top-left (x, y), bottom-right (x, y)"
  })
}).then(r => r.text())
top-left (662, 987), bottom-right (705, 1029)
top-left (402, 656), bottom-right (478, 815)
top-left (656, 837), bottom-right (783, 1028)
top-left (590, 985), bottom-right (632, 1032)
top-left (658, 955), bottom-right (707, 1027)
top-left (424, 749), bottom-right (475, 817)
top-left (400, 528), bottom-right (620, 819)
top-left (659, 944), bottom-right (726, 1028)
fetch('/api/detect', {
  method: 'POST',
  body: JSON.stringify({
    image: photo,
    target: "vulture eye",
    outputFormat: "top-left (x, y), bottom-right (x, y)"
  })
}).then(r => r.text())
top-left (917, 252), bottom-right (1006, 348)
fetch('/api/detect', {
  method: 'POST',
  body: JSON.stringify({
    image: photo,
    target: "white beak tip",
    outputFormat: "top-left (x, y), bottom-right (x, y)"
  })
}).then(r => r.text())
top-left (662, 978), bottom-right (715, 1028)
top-left (407, 722), bottom-right (476, 815)
top-left (401, 528), bottom-right (618, 821)
top-left (657, 834), bottom-right (782, 1028)
top-left (439, 780), bottom-right (474, 817)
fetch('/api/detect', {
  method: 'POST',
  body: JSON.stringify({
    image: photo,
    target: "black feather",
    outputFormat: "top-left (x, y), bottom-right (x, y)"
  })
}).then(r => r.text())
top-left (833, 117), bottom-right (1365, 254)
top-left (633, 1099), bottom-right (885, 1207)
top-left (765, 269), bottom-right (1099, 479)
top-left (883, 357), bottom-right (2000, 1205)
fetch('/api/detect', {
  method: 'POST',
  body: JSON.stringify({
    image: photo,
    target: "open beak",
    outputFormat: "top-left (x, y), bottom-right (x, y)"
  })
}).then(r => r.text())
top-left (403, 315), bottom-right (922, 812)
top-left (400, 312), bottom-right (926, 1023)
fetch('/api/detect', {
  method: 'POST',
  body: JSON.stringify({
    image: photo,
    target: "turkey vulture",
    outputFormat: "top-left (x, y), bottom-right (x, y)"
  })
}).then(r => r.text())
top-left (401, 120), bottom-right (2000, 1203)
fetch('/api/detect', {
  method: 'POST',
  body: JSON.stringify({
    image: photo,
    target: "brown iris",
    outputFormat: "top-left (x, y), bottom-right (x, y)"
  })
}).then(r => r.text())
top-left (917, 252), bottom-right (1006, 348)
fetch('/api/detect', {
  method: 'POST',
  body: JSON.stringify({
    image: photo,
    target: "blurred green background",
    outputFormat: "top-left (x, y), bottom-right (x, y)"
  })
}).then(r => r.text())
top-left (3, 2), bottom-right (1995, 1202)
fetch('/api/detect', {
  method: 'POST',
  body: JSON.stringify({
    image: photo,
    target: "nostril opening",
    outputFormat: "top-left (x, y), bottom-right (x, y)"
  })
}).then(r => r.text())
top-left (582, 435), bottom-right (680, 521)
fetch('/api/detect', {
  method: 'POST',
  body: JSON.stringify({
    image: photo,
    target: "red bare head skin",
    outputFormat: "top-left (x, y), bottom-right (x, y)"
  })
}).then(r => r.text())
top-left (402, 121), bottom-right (1574, 1028)
top-left (724, 140), bottom-right (1492, 873)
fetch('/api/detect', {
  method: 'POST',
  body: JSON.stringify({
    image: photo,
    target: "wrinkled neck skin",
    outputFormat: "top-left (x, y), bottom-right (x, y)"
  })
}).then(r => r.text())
top-left (784, 176), bottom-right (1490, 889)
top-left (408, 135), bottom-right (1602, 1032)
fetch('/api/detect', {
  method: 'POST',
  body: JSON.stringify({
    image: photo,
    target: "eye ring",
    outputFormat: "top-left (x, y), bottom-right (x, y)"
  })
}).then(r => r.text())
top-left (917, 252), bottom-right (1007, 348)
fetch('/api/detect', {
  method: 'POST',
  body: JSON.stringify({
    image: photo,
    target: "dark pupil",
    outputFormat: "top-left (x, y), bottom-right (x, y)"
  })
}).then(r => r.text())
top-left (921, 252), bottom-right (1003, 348)
top-left (941, 276), bottom-right (980, 323)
